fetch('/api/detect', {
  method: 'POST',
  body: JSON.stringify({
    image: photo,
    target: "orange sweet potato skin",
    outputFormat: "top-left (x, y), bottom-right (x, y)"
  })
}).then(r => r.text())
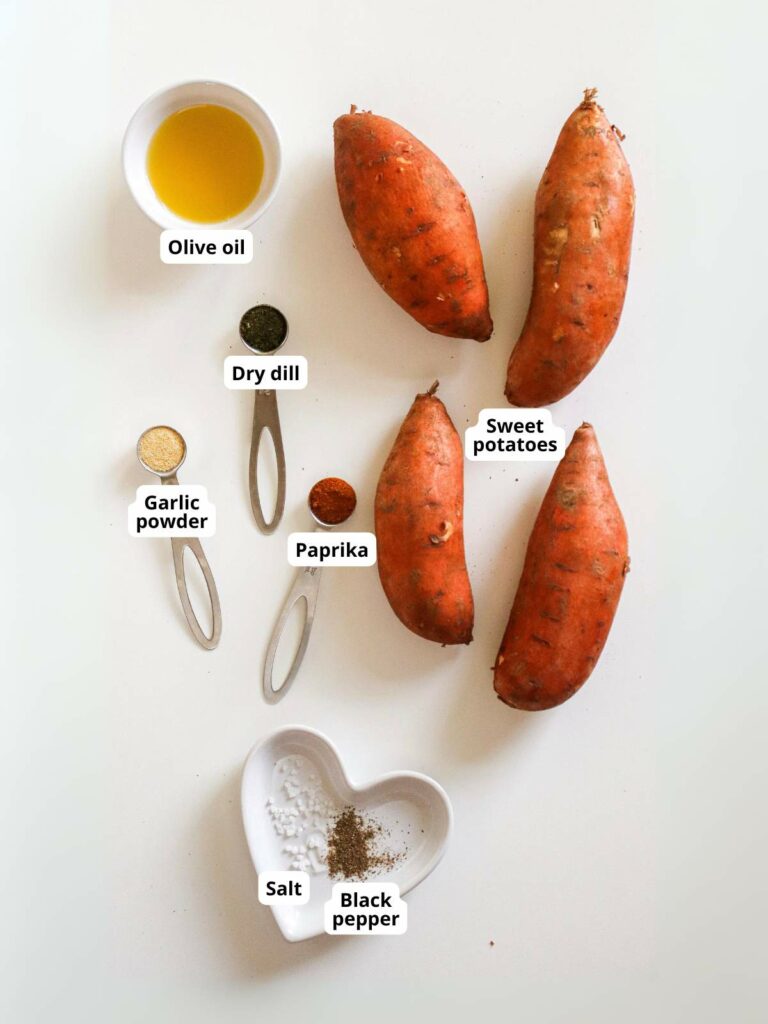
top-left (334, 109), bottom-right (492, 342)
top-left (506, 91), bottom-right (635, 406)
top-left (494, 424), bottom-right (629, 710)
top-left (375, 386), bottom-right (474, 644)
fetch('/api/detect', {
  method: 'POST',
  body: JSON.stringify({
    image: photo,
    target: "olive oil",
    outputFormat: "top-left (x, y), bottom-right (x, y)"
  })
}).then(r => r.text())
top-left (147, 104), bottom-right (264, 223)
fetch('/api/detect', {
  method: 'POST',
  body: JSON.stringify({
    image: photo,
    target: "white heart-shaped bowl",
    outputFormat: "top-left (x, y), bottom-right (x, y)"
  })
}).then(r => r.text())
top-left (241, 726), bottom-right (452, 942)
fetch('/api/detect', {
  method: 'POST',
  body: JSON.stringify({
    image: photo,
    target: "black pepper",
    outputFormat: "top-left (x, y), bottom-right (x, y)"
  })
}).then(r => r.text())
top-left (326, 807), bottom-right (403, 880)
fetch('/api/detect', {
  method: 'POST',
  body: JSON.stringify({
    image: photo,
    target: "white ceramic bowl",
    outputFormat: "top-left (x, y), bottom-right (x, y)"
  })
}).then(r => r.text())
top-left (122, 80), bottom-right (282, 230)
top-left (241, 725), bottom-right (453, 941)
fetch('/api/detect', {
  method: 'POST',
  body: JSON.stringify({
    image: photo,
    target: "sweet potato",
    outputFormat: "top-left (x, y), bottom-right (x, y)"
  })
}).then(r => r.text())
top-left (375, 382), bottom-right (473, 644)
top-left (494, 423), bottom-right (629, 710)
top-left (334, 108), bottom-right (492, 342)
top-left (505, 89), bottom-right (635, 406)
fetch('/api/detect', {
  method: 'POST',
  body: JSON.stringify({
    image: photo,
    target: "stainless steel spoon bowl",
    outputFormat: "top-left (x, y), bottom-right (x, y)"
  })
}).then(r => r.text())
top-left (240, 304), bottom-right (288, 534)
top-left (136, 426), bottom-right (222, 650)
top-left (262, 481), bottom-right (356, 704)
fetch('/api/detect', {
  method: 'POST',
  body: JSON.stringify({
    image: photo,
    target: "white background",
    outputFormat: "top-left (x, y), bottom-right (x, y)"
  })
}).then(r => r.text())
top-left (3, 1), bottom-right (766, 1021)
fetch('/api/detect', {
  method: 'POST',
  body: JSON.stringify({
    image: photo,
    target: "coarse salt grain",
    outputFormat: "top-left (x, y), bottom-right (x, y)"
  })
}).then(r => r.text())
top-left (267, 755), bottom-right (338, 872)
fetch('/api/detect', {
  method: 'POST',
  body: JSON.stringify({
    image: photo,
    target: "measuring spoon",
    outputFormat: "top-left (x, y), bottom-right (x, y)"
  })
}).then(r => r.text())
top-left (239, 304), bottom-right (289, 534)
top-left (262, 479), bottom-right (356, 704)
top-left (137, 426), bottom-right (222, 650)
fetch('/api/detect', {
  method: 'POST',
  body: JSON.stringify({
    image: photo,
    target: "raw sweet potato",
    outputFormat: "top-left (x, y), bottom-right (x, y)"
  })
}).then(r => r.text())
top-left (375, 382), bottom-right (473, 644)
top-left (494, 423), bottom-right (629, 710)
top-left (334, 108), bottom-right (492, 342)
top-left (505, 89), bottom-right (635, 406)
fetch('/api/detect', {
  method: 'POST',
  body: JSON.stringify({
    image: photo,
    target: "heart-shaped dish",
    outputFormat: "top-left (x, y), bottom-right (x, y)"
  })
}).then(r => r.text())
top-left (241, 725), bottom-right (452, 941)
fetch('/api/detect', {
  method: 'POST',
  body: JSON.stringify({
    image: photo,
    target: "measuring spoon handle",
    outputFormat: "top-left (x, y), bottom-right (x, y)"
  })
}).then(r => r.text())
top-left (262, 563), bottom-right (323, 704)
top-left (249, 390), bottom-right (286, 534)
top-left (170, 536), bottom-right (222, 650)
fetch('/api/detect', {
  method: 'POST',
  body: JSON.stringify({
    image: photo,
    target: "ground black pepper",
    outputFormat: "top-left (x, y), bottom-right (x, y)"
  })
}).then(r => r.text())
top-left (326, 807), bottom-right (403, 880)
top-left (239, 304), bottom-right (288, 353)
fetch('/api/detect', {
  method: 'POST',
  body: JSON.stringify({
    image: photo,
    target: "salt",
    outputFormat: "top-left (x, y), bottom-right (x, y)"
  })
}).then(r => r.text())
top-left (267, 755), bottom-right (339, 873)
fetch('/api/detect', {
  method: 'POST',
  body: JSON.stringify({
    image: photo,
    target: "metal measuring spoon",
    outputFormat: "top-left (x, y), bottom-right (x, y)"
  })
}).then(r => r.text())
top-left (239, 304), bottom-right (288, 534)
top-left (262, 478), bottom-right (357, 704)
top-left (136, 426), bottom-right (222, 651)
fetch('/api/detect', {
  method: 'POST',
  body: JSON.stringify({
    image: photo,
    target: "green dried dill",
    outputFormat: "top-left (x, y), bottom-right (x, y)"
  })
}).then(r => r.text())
top-left (239, 304), bottom-right (288, 353)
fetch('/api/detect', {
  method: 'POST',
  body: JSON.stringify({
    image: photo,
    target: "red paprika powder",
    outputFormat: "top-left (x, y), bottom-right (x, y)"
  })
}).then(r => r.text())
top-left (308, 477), bottom-right (357, 525)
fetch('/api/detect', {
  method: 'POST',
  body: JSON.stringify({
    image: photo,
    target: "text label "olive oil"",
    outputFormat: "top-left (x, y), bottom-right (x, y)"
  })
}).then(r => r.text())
top-left (160, 230), bottom-right (253, 264)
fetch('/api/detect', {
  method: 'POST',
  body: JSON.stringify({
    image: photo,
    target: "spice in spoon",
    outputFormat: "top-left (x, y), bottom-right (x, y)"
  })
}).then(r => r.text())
top-left (309, 477), bottom-right (357, 525)
top-left (239, 304), bottom-right (288, 353)
top-left (137, 426), bottom-right (186, 474)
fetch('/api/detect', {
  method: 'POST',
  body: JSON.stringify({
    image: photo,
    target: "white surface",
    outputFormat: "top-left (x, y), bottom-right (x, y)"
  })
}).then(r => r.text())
top-left (241, 726), bottom-right (451, 940)
top-left (2, 1), bottom-right (766, 1021)
top-left (122, 80), bottom-right (282, 230)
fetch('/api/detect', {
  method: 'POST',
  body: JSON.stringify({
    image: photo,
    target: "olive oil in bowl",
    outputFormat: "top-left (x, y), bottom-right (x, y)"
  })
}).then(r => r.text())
top-left (147, 103), bottom-right (264, 224)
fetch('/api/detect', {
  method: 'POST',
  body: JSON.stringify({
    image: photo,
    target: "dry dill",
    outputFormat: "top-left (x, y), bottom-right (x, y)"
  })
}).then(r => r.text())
top-left (239, 304), bottom-right (288, 353)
